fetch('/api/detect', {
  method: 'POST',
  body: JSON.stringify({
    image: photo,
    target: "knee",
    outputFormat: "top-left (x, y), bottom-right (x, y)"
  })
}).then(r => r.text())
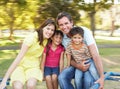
top-left (27, 82), bottom-right (36, 89)
top-left (26, 79), bottom-right (37, 89)
top-left (13, 81), bottom-right (23, 89)
top-left (52, 74), bottom-right (58, 81)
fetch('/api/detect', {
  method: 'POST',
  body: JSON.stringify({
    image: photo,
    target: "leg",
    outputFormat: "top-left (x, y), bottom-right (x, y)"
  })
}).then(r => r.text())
top-left (58, 66), bottom-right (75, 89)
top-left (10, 66), bottom-right (25, 89)
top-left (52, 74), bottom-right (58, 89)
top-left (26, 78), bottom-right (37, 89)
top-left (84, 71), bottom-right (94, 89)
top-left (89, 59), bottom-right (99, 81)
top-left (45, 75), bottom-right (53, 89)
top-left (12, 81), bottom-right (24, 89)
top-left (74, 69), bottom-right (83, 89)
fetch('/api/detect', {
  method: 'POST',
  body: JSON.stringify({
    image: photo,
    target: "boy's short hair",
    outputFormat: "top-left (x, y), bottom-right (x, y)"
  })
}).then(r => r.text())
top-left (69, 27), bottom-right (84, 38)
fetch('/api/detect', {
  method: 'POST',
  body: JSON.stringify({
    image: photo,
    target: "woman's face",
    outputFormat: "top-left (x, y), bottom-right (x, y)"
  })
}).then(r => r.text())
top-left (43, 24), bottom-right (55, 39)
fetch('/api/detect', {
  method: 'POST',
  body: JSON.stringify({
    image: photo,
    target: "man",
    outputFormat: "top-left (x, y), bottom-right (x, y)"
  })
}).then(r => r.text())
top-left (56, 11), bottom-right (104, 89)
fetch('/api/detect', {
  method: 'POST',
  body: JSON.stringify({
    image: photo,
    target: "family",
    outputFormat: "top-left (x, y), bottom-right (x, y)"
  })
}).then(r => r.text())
top-left (0, 11), bottom-right (104, 89)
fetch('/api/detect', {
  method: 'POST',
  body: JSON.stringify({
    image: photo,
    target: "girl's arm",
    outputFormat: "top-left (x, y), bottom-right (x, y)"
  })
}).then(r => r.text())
top-left (59, 52), bottom-right (64, 73)
top-left (40, 53), bottom-right (46, 79)
top-left (0, 43), bottom-right (29, 89)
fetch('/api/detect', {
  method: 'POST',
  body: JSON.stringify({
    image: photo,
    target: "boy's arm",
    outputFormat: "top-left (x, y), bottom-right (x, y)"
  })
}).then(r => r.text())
top-left (66, 53), bottom-right (71, 67)
top-left (59, 52), bottom-right (64, 73)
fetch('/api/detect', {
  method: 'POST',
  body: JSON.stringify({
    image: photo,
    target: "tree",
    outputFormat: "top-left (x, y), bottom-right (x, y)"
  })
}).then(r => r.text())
top-left (73, 0), bottom-right (113, 37)
top-left (0, 0), bottom-right (27, 40)
top-left (37, 0), bottom-right (80, 24)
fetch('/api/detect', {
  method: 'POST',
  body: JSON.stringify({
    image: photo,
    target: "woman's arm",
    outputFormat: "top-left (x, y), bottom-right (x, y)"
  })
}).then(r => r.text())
top-left (59, 52), bottom-right (64, 72)
top-left (0, 43), bottom-right (29, 89)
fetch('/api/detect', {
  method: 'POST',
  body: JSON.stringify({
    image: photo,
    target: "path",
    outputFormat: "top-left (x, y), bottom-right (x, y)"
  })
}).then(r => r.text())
top-left (0, 44), bottom-right (120, 50)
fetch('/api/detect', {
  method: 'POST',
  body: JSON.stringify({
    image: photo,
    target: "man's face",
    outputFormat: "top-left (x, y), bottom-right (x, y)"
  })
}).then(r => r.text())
top-left (57, 16), bottom-right (73, 34)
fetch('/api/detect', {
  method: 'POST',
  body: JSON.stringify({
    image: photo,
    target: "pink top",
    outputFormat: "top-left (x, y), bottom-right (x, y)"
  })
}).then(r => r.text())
top-left (44, 44), bottom-right (64, 67)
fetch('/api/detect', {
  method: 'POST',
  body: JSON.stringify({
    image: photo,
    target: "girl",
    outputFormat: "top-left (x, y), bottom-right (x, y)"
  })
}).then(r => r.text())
top-left (0, 19), bottom-right (56, 89)
top-left (66, 26), bottom-right (99, 89)
top-left (40, 30), bottom-right (64, 89)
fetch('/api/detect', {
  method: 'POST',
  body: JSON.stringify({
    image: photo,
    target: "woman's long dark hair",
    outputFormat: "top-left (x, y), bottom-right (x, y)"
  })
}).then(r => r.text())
top-left (36, 19), bottom-right (56, 46)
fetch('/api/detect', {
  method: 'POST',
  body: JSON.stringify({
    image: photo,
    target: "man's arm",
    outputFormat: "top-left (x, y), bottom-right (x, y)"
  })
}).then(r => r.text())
top-left (70, 57), bottom-right (90, 71)
top-left (88, 44), bottom-right (104, 89)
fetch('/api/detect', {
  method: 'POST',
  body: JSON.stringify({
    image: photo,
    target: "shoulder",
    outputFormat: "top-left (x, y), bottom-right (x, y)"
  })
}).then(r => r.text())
top-left (80, 26), bottom-right (92, 33)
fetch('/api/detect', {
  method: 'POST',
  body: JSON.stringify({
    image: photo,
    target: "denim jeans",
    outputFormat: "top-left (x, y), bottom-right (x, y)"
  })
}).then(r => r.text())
top-left (75, 59), bottom-right (99, 89)
top-left (58, 66), bottom-right (75, 89)
top-left (75, 70), bottom-right (94, 89)
top-left (58, 65), bottom-right (95, 89)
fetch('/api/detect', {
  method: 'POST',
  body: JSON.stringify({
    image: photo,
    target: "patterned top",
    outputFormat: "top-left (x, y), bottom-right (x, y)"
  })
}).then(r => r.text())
top-left (19, 31), bottom-right (48, 68)
top-left (44, 44), bottom-right (64, 67)
top-left (66, 42), bottom-right (92, 63)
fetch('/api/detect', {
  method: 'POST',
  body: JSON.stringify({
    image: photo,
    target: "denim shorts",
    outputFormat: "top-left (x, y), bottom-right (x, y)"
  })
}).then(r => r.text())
top-left (44, 66), bottom-right (59, 77)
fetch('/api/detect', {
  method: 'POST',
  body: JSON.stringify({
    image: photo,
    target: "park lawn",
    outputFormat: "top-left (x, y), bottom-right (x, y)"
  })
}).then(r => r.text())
top-left (0, 48), bottom-right (120, 89)
top-left (0, 36), bottom-right (120, 89)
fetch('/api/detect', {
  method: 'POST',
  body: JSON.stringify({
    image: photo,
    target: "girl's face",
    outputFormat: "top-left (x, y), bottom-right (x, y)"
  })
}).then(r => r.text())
top-left (51, 34), bottom-right (63, 46)
top-left (71, 34), bottom-right (83, 45)
top-left (43, 24), bottom-right (55, 39)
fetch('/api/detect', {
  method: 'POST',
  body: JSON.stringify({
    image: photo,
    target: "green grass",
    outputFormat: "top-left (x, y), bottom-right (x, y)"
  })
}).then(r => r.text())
top-left (96, 39), bottom-right (120, 45)
top-left (0, 36), bottom-right (120, 89)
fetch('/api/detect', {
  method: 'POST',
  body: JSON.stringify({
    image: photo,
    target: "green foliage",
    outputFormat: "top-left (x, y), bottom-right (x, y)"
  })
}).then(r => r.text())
top-left (37, 0), bottom-right (80, 24)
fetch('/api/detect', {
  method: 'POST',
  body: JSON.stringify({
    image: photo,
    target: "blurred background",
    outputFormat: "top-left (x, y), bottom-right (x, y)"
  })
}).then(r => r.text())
top-left (0, 0), bottom-right (120, 89)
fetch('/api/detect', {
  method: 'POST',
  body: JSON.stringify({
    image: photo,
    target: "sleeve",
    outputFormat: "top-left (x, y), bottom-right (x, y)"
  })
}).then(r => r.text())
top-left (81, 26), bottom-right (96, 46)
top-left (23, 32), bottom-right (35, 47)
top-left (65, 44), bottom-right (72, 55)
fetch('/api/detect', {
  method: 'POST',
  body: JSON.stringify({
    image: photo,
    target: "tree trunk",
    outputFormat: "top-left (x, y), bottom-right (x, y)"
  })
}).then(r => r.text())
top-left (110, 20), bottom-right (115, 37)
top-left (89, 11), bottom-right (96, 37)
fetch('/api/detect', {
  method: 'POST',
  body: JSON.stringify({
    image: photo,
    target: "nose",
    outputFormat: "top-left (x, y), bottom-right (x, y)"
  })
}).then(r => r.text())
top-left (62, 24), bottom-right (67, 29)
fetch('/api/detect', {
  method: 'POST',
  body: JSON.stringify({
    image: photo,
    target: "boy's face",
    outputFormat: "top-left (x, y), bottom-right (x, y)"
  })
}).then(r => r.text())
top-left (57, 16), bottom-right (73, 34)
top-left (71, 34), bottom-right (83, 45)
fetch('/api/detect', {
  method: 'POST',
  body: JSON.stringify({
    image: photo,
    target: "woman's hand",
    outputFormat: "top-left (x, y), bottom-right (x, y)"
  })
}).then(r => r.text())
top-left (0, 81), bottom-right (7, 89)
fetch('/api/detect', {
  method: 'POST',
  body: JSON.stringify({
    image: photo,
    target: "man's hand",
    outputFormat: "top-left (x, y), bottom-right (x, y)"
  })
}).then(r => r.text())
top-left (95, 76), bottom-right (104, 89)
top-left (70, 59), bottom-right (90, 71)
top-left (77, 61), bottom-right (90, 71)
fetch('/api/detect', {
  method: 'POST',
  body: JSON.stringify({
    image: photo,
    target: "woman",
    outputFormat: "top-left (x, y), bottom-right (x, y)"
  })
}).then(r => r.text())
top-left (0, 19), bottom-right (56, 89)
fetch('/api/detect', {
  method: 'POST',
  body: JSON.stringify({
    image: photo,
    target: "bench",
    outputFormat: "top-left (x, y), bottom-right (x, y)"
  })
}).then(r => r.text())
top-left (0, 72), bottom-right (120, 89)
top-left (90, 72), bottom-right (120, 89)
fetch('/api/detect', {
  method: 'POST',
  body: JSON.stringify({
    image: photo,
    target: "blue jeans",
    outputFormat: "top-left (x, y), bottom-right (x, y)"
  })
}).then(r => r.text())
top-left (58, 66), bottom-right (95, 89)
top-left (75, 59), bottom-right (99, 89)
